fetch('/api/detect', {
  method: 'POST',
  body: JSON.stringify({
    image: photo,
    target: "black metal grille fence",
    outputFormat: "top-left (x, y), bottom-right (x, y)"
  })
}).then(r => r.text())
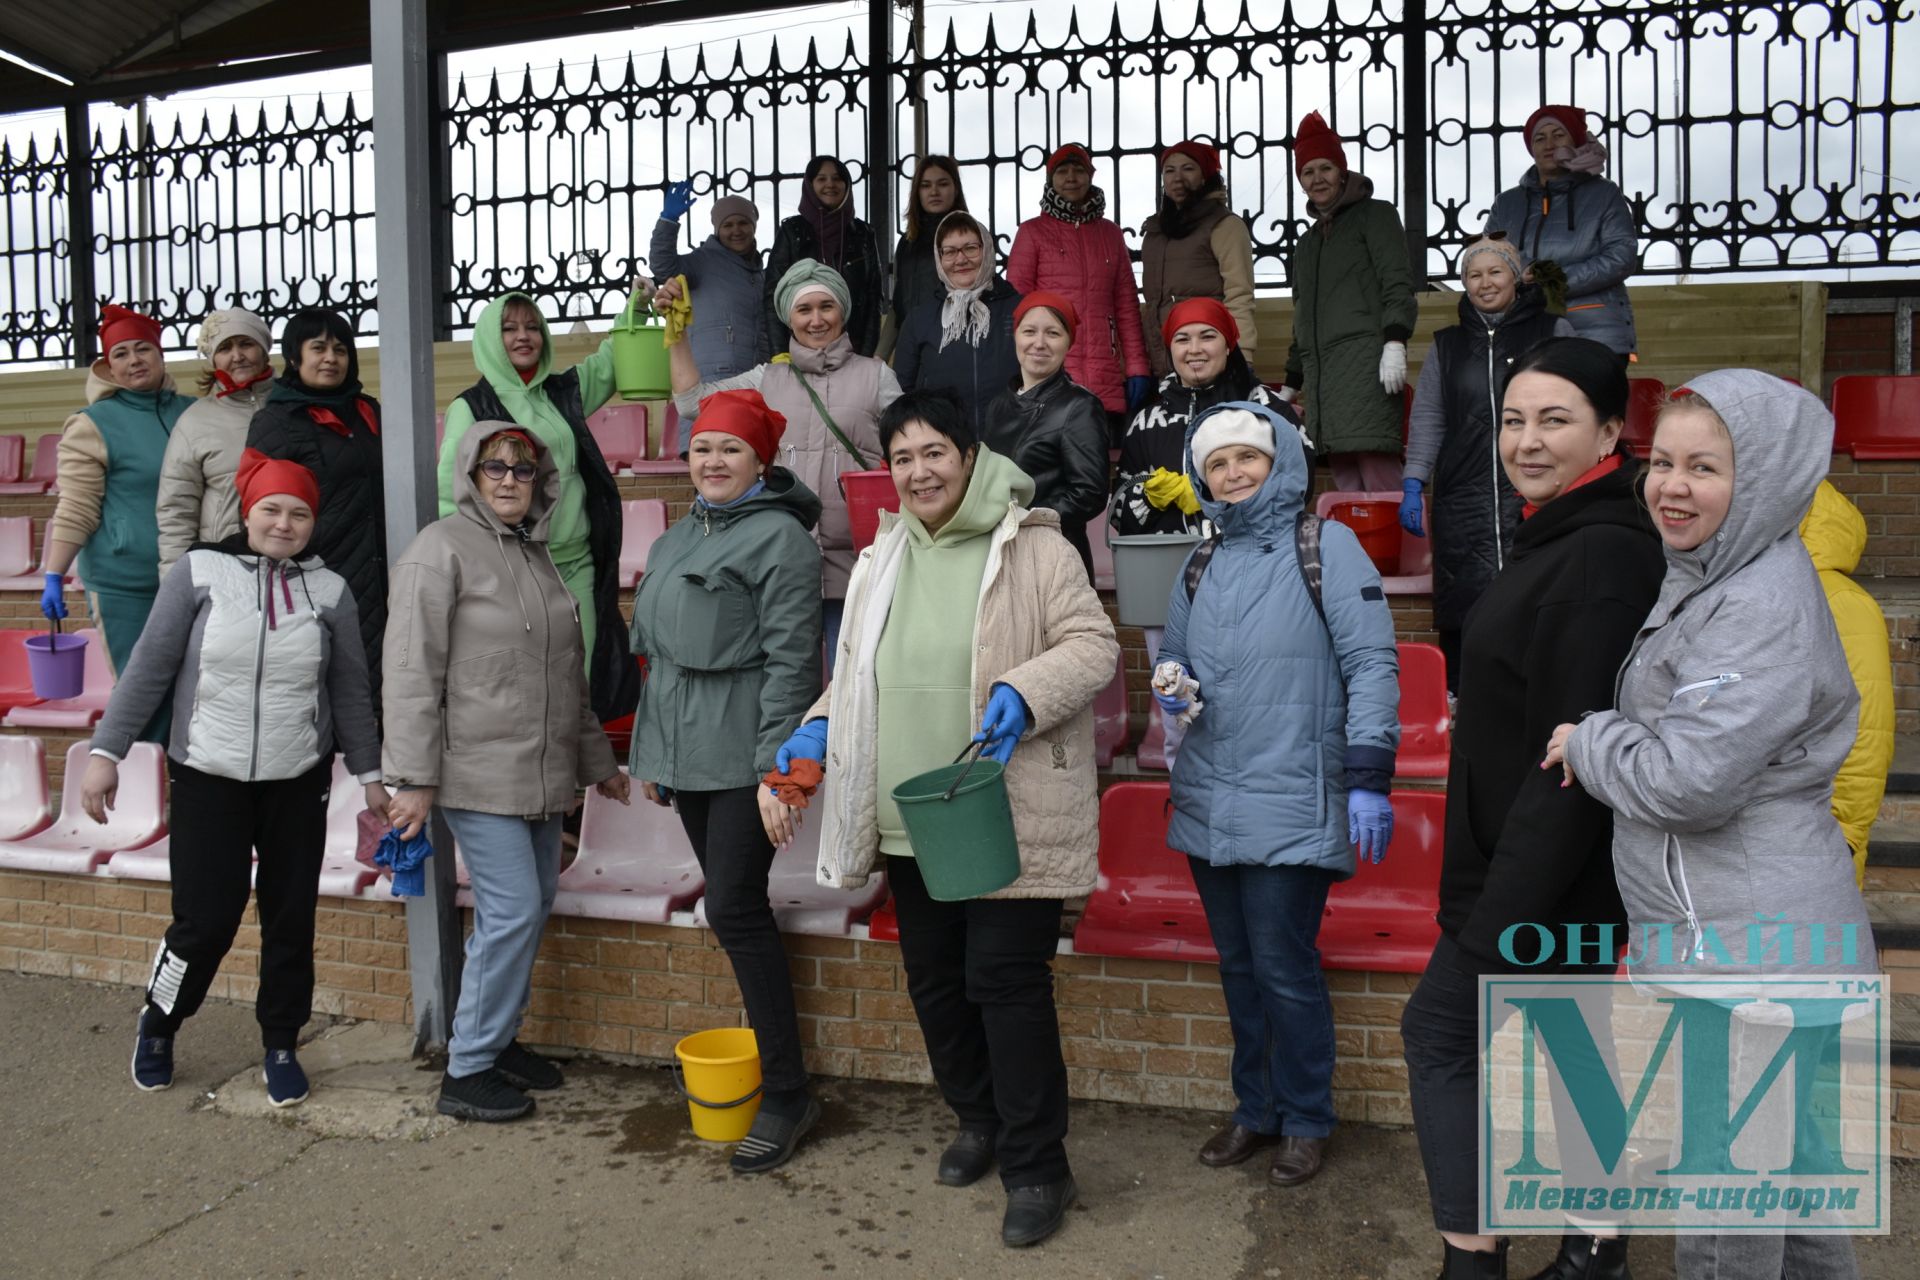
top-left (0, 0), bottom-right (1913, 364)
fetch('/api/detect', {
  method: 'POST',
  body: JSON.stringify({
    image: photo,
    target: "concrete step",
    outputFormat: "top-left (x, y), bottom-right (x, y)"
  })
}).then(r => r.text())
top-left (1895, 992), bottom-right (1920, 1069)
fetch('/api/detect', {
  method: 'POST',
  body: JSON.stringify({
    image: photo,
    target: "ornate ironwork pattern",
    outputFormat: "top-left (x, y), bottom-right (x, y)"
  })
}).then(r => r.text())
top-left (0, 122), bottom-right (77, 362)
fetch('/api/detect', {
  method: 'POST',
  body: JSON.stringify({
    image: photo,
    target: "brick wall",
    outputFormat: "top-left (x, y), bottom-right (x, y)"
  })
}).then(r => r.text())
top-left (1822, 309), bottom-right (1913, 387)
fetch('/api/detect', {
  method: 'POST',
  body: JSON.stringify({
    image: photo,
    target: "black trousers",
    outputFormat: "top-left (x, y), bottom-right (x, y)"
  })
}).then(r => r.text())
top-left (1437, 627), bottom-right (1462, 694)
top-left (676, 786), bottom-right (807, 1093)
top-left (887, 854), bottom-right (1070, 1188)
top-left (142, 756), bottom-right (331, 1051)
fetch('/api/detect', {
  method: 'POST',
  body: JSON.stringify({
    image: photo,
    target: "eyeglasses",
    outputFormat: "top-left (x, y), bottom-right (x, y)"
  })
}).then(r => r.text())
top-left (477, 459), bottom-right (538, 482)
top-left (938, 243), bottom-right (983, 261)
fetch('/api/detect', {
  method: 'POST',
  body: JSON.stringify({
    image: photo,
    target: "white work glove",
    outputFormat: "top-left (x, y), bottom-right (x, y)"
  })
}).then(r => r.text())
top-left (1274, 384), bottom-right (1298, 406)
top-left (1378, 341), bottom-right (1408, 395)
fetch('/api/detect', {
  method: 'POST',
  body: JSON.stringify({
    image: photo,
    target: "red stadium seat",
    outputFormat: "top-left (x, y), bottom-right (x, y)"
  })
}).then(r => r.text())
top-left (0, 434), bottom-right (54, 495)
top-left (1071, 782), bottom-right (1217, 963)
top-left (1831, 374), bottom-right (1920, 460)
top-left (1619, 377), bottom-right (1667, 457)
top-left (866, 896), bottom-right (899, 942)
top-left (1395, 643), bottom-right (1450, 779)
top-left (1092, 650), bottom-right (1128, 768)
top-left (1318, 790), bottom-right (1444, 972)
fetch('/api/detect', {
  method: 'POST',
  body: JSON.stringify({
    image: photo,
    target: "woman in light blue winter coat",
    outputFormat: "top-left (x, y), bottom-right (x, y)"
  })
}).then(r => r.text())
top-left (1154, 400), bottom-right (1400, 1188)
top-left (650, 182), bottom-right (770, 452)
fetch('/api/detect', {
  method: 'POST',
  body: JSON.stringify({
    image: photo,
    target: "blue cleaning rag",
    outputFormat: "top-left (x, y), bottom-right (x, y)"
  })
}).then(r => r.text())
top-left (374, 828), bottom-right (433, 897)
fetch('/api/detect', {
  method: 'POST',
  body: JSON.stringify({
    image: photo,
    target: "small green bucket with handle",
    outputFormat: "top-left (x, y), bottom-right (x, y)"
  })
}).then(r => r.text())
top-left (891, 742), bottom-right (1022, 901)
top-left (611, 289), bottom-right (671, 401)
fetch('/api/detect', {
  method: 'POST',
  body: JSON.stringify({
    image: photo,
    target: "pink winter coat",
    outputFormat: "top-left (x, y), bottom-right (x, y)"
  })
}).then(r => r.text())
top-left (1006, 213), bottom-right (1151, 413)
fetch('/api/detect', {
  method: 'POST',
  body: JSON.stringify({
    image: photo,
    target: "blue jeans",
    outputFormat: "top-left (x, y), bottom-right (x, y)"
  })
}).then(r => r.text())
top-left (443, 808), bottom-right (563, 1079)
top-left (1186, 858), bottom-right (1337, 1138)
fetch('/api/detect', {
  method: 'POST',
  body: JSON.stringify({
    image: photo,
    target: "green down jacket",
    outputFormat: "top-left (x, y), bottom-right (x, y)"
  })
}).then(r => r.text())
top-left (628, 468), bottom-right (826, 791)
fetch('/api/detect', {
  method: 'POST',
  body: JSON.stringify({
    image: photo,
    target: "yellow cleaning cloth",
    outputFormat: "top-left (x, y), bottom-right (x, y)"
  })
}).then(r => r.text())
top-left (1143, 467), bottom-right (1201, 515)
top-left (661, 274), bottom-right (693, 347)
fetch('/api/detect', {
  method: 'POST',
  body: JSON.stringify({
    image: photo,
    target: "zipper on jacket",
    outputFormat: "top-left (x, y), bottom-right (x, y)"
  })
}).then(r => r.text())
top-left (1484, 321), bottom-right (1504, 573)
top-left (528, 539), bottom-right (555, 805)
top-left (1660, 833), bottom-right (1704, 962)
top-left (1669, 672), bottom-right (1742, 706)
top-left (248, 558), bottom-right (270, 780)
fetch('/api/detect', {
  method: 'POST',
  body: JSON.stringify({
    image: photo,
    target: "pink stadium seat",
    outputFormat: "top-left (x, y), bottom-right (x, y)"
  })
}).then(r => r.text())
top-left (1135, 713), bottom-right (1169, 772)
top-left (549, 768), bottom-right (704, 922)
top-left (1318, 790), bottom-right (1445, 972)
top-left (0, 740), bottom-right (166, 875)
top-left (1313, 490), bottom-right (1432, 594)
top-left (1619, 377), bottom-right (1667, 458)
top-left (317, 756), bottom-right (376, 897)
top-left (0, 434), bottom-right (23, 485)
top-left (0, 631), bottom-right (43, 718)
top-left (0, 735), bottom-right (53, 841)
top-left (0, 516), bottom-right (42, 591)
top-left (104, 834), bottom-right (172, 882)
top-left (1395, 642), bottom-right (1450, 779)
top-left (618, 499), bottom-right (671, 587)
top-left (1831, 374), bottom-right (1920, 460)
top-left (1092, 650), bottom-right (1128, 768)
top-left (630, 400), bottom-right (688, 474)
top-left (692, 780), bottom-right (885, 936)
top-left (0, 434), bottom-right (54, 495)
top-left (589, 403), bottom-right (648, 474)
top-left (1071, 782), bottom-right (1218, 963)
top-left (4, 628), bottom-right (113, 729)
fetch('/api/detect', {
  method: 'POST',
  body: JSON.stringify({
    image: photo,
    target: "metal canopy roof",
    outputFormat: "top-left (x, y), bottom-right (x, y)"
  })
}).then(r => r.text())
top-left (0, 0), bottom-right (799, 111)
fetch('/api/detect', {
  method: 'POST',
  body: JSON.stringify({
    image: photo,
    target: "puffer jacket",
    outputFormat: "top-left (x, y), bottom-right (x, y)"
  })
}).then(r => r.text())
top-left (90, 533), bottom-right (379, 783)
top-left (979, 367), bottom-right (1111, 573)
top-left (1282, 172), bottom-right (1419, 456)
top-left (155, 374), bottom-right (274, 574)
top-left (1139, 191), bottom-right (1257, 378)
top-left (1160, 400), bottom-right (1401, 874)
top-left (382, 424), bottom-right (618, 816)
top-left (810, 466), bottom-right (1120, 900)
top-left (629, 469), bottom-right (825, 790)
top-left (765, 214), bottom-right (885, 357)
top-left (1567, 372), bottom-right (1874, 981)
top-left (1799, 480), bottom-right (1893, 887)
top-left (1006, 208), bottom-right (1151, 413)
top-left (893, 275), bottom-right (1022, 431)
top-left (1485, 168), bottom-right (1638, 355)
top-left (1114, 374), bottom-right (1306, 536)
top-left (648, 218), bottom-right (770, 381)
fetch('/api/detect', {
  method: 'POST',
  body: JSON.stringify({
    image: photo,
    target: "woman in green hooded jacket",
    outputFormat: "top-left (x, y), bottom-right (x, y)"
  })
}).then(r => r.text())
top-left (439, 292), bottom-right (637, 720)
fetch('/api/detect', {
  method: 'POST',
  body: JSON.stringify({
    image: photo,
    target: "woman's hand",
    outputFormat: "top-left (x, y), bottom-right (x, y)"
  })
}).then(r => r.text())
top-left (388, 786), bottom-right (435, 841)
top-left (651, 277), bottom-right (685, 313)
top-left (80, 756), bottom-right (118, 825)
top-left (640, 780), bottom-right (673, 808)
top-left (597, 773), bottom-right (633, 806)
top-left (1542, 722), bottom-right (1578, 788)
top-left (758, 786), bottom-right (801, 849)
top-left (363, 782), bottom-right (392, 825)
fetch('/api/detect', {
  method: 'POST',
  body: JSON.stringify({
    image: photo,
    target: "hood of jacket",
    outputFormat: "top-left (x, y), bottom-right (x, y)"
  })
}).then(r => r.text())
top-left (470, 292), bottom-right (556, 394)
top-left (85, 363), bottom-right (179, 406)
top-left (1183, 399), bottom-right (1306, 544)
top-left (903, 444), bottom-right (1036, 547)
top-left (452, 417), bottom-right (562, 542)
top-left (1799, 478), bottom-right (1865, 576)
top-left (195, 528), bottom-right (326, 573)
top-left (696, 465), bottom-right (823, 534)
top-left (1311, 170), bottom-right (1375, 225)
top-left (1645, 370), bottom-right (1831, 627)
top-left (788, 332), bottom-right (856, 374)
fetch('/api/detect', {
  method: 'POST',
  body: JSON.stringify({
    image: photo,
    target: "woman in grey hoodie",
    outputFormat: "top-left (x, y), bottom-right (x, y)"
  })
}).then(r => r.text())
top-left (1550, 370), bottom-right (1875, 1280)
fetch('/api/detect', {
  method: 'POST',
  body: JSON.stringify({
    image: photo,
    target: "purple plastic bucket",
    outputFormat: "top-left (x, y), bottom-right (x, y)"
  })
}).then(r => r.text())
top-left (24, 632), bottom-right (86, 700)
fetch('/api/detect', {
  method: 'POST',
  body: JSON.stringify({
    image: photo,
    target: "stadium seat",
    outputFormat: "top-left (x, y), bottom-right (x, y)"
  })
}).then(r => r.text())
top-left (1092, 649), bottom-right (1128, 768)
top-left (104, 835), bottom-right (173, 882)
top-left (1313, 491), bottom-right (1432, 593)
top-left (0, 434), bottom-right (23, 487)
top-left (865, 896), bottom-right (899, 943)
top-left (0, 631), bottom-right (42, 719)
top-left (0, 434), bottom-right (54, 495)
top-left (0, 740), bottom-right (166, 875)
top-left (0, 735), bottom-right (52, 842)
top-left (1089, 524), bottom-right (1115, 592)
top-left (1395, 642), bottom-right (1450, 779)
top-left (549, 768), bottom-right (705, 922)
top-left (1832, 374), bottom-right (1920, 460)
top-left (1318, 790), bottom-right (1445, 972)
top-left (316, 757), bottom-right (376, 897)
top-left (0, 517), bottom-right (42, 592)
top-left (1135, 712), bottom-right (1169, 772)
top-left (1619, 377), bottom-right (1667, 457)
top-left (693, 780), bottom-right (885, 936)
top-left (3, 628), bottom-right (113, 729)
top-left (618, 499), bottom-right (671, 586)
top-left (589, 403), bottom-right (648, 473)
top-left (1071, 782), bottom-right (1217, 963)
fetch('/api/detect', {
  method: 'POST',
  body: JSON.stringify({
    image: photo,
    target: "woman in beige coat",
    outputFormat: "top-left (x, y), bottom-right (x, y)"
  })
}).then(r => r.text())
top-left (768, 389), bottom-right (1117, 1250)
top-left (155, 308), bottom-right (277, 574)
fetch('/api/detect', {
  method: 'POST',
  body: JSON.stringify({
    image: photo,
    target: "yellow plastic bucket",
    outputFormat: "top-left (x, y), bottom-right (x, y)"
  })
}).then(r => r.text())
top-left (611, 289), bottom-right (672, 402)
top-left (672, 1027), bottom-right (762, 1142)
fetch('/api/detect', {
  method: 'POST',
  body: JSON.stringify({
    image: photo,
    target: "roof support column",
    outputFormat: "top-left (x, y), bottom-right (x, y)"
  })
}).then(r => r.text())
top-left (64, 100), bottom-right (97, 365)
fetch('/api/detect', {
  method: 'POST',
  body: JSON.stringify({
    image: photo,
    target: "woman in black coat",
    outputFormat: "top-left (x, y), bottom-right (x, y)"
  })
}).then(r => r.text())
top-left (765, 155), bottom-right (884, 357)
top-left (892, 211), bottom-right (1021, 432)
top-left (244, 307), bottom-right (386, 699)
top-left (891, 155), bottom-right (968, 339)
top-left (1400, 339), bottom-right (1664, 1280)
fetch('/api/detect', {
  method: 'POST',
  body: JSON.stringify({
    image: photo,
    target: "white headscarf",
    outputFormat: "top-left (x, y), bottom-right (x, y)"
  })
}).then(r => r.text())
top-left (934, 211), bottom-right (996, 352)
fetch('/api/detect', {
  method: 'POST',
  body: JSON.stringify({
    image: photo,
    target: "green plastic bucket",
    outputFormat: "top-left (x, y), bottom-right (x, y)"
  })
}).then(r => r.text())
top-left (611, 290), bottom-right (671, 401)
top-left (891, 743), bottom-right (1022, 902)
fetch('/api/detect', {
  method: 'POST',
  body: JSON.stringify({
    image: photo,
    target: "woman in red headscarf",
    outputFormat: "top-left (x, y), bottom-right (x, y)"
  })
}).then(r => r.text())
top-left (1139, 140), bottom-right (1258, 379)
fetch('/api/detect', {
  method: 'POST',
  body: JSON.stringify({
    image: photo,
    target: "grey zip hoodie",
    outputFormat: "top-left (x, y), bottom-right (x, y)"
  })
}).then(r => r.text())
top-left (1566, 370), bottom-right (1874, 981)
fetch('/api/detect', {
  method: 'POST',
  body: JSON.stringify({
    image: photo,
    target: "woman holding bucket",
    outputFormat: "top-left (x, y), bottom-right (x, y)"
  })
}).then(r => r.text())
top-left (1154, 400), bottom-right (1400, 1189)
top-left (655, 260), bottom-right (901, 658)
top-left (438, 289), bottom-right (641, 721)
top-left (383, 425), bottom-right (629, 1123)
top-left (770, 388), bottom-right (1118, 1248)
top-left (630, 389), bottom-right (825, 1173)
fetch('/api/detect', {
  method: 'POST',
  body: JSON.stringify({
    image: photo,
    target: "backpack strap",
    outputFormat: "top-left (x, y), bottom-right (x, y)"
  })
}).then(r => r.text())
top-left (1183, 533), bottom-right (1220, 603)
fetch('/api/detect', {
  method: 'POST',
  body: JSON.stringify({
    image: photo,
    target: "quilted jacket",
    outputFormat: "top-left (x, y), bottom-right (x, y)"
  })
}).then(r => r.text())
top-left (1006, 210), bottom-right (1151, 413)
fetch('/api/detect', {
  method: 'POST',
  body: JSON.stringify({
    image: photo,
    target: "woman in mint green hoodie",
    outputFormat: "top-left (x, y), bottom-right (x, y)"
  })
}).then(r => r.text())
top-left (440, 293), bottom-right (637, 720)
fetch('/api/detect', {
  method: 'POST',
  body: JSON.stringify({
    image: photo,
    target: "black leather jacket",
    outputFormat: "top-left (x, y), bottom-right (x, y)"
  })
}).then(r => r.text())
top-left (980, 368), bottom-right (1111, 579)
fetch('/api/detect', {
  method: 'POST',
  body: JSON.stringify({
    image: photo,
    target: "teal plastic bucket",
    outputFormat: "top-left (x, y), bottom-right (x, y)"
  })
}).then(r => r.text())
top-left (891, 743), bottom-right (1021, 901)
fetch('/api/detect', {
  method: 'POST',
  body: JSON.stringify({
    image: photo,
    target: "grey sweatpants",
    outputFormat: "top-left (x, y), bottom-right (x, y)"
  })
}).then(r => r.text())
top-left (443, 808), bottom-right (563, 1079)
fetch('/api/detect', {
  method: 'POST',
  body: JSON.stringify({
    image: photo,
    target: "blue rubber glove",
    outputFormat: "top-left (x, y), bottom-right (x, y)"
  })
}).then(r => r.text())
top-left (1125, 375), bottom-right (1153, 412)
top-left (1152, 662), bottom-right (1192, 717)
top-left (973, 683), bottom-right (1030, 765)
top-left (1399, 477), bottom-right (1426, 537)
top-left (661, 179), bottom-right (696, 221)
top-left (774, 719), bottom-right (828, 773)
top-left (39, 571), bottom-right (66, 621)
top-left (1348, 789), bottom-right (1394, 865)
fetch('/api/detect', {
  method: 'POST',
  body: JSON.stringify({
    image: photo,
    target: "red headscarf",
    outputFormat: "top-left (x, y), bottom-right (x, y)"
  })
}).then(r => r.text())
top-left (1161, 297), bottom-right (1239, 351)
top-left (99, 304), bottom-right (162, 353)
top-left (1045, 144), bottom-right (1093, 175)
top-left (236, 448), bottom-right (321, 516)
top-left (1292, 111), bottom-right (1346, 174)
top-left (1013, 291), bottom-right (1079, 342)
top-left (693, 390), bottom-right (788, 465)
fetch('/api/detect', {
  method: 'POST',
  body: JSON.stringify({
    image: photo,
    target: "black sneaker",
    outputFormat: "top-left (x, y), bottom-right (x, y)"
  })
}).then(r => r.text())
top-left (437, 1068), bottom-right (534, 1122)
top-left (494, 1040), bottom-right (563, 1091)
top-left (131, 1021), bottom-right (173, 1092)
top-left (730, 1093), bottom-right (820, 1174)
top-left (1002, 1175), bottom-right (1078, 1248)
top-left (262, 1049), bottom-right (309, 1107)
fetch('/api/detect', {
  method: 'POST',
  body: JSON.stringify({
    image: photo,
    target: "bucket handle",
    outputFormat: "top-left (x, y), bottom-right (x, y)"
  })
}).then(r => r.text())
top-left (616, 286), bottom-right (656, 331)
top-left (670, 1059), bottom-right (764, 1111)
top-left (942, 740), bottom-right (988, 803)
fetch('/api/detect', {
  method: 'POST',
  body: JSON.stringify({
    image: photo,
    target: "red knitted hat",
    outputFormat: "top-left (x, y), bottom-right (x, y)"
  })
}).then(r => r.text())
top-left (1161, 140), bottom-right (1221, 179)
top-left (1291, 112), bottom-right (1346, 174)
top-left (1013, 291), bottom-right (1079, 342)
top-left (1524, 105), bottom-right (1590, 150)
top-left (1045, 144), bottom-right (1093, 175)
top-left (1161, 297), bottom-right (1239, 352)
top-left (99, 304), bottom-right (162, 353)
top-left (237, 448), bottom-right (321, 516)
top-left (693, 389), bottom-right (787, 465)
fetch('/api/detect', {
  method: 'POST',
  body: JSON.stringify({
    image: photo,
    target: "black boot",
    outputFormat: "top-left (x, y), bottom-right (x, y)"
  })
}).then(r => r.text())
top-left (1439, 1238), bottom-right (1508, 1279)
top-left (1521, 1233), bottom-right (1630, 1280)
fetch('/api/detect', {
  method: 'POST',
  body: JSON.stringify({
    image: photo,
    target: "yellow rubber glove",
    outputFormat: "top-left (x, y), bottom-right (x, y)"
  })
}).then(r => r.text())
top-left (660, 274), bottom-right (694, 347)
top-left (1142, 467), bottom-right (1201, 515)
